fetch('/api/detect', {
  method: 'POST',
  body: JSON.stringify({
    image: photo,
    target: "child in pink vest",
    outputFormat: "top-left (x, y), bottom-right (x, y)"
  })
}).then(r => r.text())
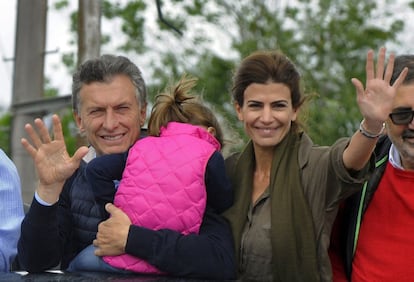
top-left (67, 75), bottom-right (233, 274)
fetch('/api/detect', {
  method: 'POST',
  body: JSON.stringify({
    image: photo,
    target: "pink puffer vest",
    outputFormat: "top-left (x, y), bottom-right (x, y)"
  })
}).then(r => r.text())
top-left (103, 122), bottom-right (220, 273)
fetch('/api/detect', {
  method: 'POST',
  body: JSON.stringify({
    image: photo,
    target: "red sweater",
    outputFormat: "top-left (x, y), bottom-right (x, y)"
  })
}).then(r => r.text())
top-left (352, 162), bottom-right (414, 282)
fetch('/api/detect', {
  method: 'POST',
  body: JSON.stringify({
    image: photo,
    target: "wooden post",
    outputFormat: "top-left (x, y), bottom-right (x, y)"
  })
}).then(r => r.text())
top-left (11, 0), bottom-right (47, 204)
top-left (75, 0), bottom-right (101, 147)
top-left (78, 0), bottom-right (101, 64)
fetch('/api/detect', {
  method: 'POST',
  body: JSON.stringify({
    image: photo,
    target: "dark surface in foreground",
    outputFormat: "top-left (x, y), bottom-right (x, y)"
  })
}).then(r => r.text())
top-left (0, 271), bottom-right (237, 281)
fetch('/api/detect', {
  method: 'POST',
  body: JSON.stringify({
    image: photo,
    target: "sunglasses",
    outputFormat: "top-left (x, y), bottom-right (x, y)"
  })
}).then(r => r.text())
top-left (389, 110), bottom-right (414, 125)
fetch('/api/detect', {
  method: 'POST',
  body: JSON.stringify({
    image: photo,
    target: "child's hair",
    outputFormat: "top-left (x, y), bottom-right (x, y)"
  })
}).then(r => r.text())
top-left (148, 75), bottom-right (224, 147)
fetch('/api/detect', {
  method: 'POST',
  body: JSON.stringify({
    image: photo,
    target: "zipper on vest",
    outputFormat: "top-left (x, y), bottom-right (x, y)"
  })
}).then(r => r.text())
top-left (352, 154), bottom-right (389, 256)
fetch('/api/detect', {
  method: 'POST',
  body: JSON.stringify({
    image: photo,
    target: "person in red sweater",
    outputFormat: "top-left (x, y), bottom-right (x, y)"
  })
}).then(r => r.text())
top-left (331, 54), bottom-right (414, 282)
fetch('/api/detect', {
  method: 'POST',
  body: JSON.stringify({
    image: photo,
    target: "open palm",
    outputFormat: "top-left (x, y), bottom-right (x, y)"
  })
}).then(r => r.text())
top-left (21, 114), bottom-right (88, 187)
top-left (352, 47), bottom-right (408, 123)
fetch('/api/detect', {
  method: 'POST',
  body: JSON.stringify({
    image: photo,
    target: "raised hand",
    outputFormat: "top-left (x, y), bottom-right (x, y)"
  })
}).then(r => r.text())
top-left (352, 47), bottom-right (408, 131)
top-left (21, 114), bottom-right (89, 203)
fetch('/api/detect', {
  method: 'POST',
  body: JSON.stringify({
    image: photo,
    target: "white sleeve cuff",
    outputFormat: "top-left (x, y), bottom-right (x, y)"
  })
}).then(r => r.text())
top-left (34, 191), bottom-right (55, 206)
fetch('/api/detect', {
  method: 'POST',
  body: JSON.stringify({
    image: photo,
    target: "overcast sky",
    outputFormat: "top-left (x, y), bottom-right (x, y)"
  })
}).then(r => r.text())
top-left (0, 1), bottom-right (17, 108)
top-left (0, 0), bottom-right (77, 110)
top-left (1, 0), bottom-right (413, 110)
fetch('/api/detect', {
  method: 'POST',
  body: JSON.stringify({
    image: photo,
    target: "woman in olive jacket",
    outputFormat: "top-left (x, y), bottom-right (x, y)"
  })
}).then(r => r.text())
top-left (223, 48), bottom-right (407, 282)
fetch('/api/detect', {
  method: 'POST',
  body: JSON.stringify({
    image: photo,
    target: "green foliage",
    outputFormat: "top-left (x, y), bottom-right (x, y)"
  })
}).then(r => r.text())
top-left (290, 0), bottom-right (404, 144)
top-left (105, 1), bottom-right (147, 52)
top-left (44, 77), bottom-right (60, 98)
top-left (59, 109), bottom-right (78, 156)
top-left (194, 0), bottom-right (405, 145)
top-left (59, 11), bottom-right (77, 72)
top-left (187, 54), bottom-right (242, 144)
top-left (62, 52), bottom-right (76, 72)
top-left (45, 0), bottom-right (412, 155)
top-left (0, 112), bottom-right (11, 154)
top-left (101, 0), bottom-right (147, 50)
top-left (53, 0), bottom-right (69, 10)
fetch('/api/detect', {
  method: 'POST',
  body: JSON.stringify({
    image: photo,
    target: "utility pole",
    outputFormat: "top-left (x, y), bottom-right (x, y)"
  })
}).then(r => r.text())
top-left (75, 0), bottom-right (101, 148)
top-left (11, 0), bottom-right (47, 204)
top-left (10, 1), bottom-right (102, 204)
top-left (78, 0), bottom-right (101, 64)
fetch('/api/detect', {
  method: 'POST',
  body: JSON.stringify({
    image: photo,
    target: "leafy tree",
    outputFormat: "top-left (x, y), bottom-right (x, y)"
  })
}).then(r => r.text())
top-left (50, 0), bottom-right (409, 151)
top-left (180, 0), bottom-right (404, 145)
top-left (291, 0), bottom-right (404, 144)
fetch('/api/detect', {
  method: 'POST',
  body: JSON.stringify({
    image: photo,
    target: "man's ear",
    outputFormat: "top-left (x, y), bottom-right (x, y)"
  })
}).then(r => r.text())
top-left (73, 112), bottom-right (85, 133)
top-left (139, 103), bottom-right (148, 127)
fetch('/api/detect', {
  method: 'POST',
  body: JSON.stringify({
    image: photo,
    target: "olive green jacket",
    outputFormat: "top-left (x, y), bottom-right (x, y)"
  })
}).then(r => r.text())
top-left (225, 133), bottom-right (374, 282)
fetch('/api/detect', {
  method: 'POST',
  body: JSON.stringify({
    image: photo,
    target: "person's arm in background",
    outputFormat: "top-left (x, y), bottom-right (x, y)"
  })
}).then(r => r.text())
top-left (93, 152), bottom-right (236, 279)
top-left (204, 151), bottom-right (234, 213)
top-left (128, 208), bottom-right (236, 279)
top-left (95, 203), bottom-right (236, 279)
top-left (0, 149), bottom-right (24, 272)
top-left (86, 152), bottom-right (128, 218)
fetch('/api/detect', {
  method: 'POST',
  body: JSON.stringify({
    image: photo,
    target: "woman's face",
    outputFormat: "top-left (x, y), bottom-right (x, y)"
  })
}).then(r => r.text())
top-left (235, 82), bottom-right (297, 150)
